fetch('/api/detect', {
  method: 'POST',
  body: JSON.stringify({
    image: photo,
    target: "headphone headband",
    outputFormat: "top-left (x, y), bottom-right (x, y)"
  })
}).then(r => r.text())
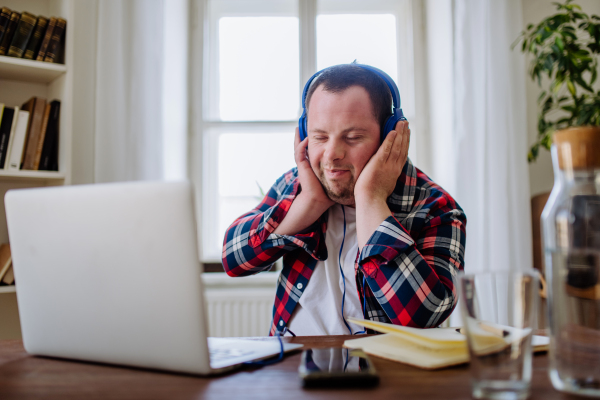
top-left (301, 64), bottom-right (402, 112)
top-left (298, 63), bottom-right (406, 142)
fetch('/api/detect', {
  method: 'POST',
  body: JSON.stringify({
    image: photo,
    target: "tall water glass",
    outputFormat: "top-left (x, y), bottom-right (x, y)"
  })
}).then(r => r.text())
top-left (459, 271), bottom-right (539, 400)
top-left (541, 128), bottom-right (600, 396)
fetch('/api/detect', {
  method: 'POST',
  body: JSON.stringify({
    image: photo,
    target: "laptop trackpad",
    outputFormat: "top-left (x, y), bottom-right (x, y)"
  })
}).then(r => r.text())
top-left (208, 337), bottom-right (300, 369)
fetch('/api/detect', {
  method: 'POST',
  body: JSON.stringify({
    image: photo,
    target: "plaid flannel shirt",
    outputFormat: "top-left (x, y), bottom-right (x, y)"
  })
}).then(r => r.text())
top-left (222, 159), bottom-right (467, 335)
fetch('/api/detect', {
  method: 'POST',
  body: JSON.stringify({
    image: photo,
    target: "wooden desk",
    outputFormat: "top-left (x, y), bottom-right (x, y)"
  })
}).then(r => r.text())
top-left (0, 336), bottom-right (578, 399)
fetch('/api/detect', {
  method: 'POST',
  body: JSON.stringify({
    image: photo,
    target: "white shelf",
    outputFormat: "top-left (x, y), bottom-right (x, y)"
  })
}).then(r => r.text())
top-left (0, 285), bottom-right (16, 294)
top-left (0, 55), bottom-right (66, 83)
top-left (0, 170), bottom-right (65, 181)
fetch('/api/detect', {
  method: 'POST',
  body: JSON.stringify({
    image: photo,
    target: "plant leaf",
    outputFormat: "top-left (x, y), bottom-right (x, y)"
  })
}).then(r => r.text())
top-left (567, 79), bottom-right (577, 95)
top-left (541, 133), bottom-right (553, 149)
top-left (556, 35), bottom-right (565, 51)
top-left (574, 76), bottom-right (594, 92)
top-left (538, 90), bottom-right (548, 103)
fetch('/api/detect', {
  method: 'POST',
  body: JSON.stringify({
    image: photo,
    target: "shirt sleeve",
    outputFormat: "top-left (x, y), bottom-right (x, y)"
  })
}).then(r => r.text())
top-left (358, 196), bottom-right (466, 328)
top-left (222, 168), bottom-right (327, 277)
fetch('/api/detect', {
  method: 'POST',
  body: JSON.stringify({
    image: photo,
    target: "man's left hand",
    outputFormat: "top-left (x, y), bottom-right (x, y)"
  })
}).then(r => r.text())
top-left (354, 120), bottom-right (410, 205)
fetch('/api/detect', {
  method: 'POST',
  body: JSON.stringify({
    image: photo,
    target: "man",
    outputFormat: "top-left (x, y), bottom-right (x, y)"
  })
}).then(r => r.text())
top-left (222, 64), bottom-right (466, 336)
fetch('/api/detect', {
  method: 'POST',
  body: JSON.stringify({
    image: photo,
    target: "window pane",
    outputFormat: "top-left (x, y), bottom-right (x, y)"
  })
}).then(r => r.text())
top-left (218, 132), bottom-right (296, 197)
top-left (218, 196), bottom-right (261, 251)
top-left (210, 132), bottom-right (295, 259)
top-left (316, 14), bottom-right (398, 82)
top-left (219, 17), bottom-right (300, 121)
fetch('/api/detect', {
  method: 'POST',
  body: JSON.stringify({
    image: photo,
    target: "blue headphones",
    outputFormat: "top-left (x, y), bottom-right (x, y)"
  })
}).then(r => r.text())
top-left (298, 64), bottom-right (406, 143)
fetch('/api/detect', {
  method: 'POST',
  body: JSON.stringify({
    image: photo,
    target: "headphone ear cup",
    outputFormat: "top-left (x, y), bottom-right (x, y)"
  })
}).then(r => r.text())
top-left (299, 112), bottom-right (308, 141)
top-left (381, 111), bottom-right (405, 143)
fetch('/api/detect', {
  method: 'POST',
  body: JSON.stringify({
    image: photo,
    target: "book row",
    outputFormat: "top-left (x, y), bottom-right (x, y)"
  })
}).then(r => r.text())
top-left (0, 97), bottom-right (60, 172)
top-left (0, 6), bottom-right (66, 63)
top-left (0, 243), bottom-right (13, 286)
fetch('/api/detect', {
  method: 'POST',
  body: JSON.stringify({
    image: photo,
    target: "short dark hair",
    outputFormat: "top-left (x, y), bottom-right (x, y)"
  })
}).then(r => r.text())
top-left (305, 64), bottom-right (393, 130)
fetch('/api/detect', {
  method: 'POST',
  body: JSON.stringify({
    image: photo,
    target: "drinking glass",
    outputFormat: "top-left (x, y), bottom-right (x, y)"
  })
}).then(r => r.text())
top-left (459, 271), bottom-right (539, 400)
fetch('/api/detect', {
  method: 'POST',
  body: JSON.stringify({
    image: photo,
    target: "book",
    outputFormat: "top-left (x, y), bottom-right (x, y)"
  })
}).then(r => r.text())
top-left (7, 110), bottom-right (30, 171)
top-left (2, 105), bottom-right (19, 169)
top-left (35, 17), bottom-right (56, 61)
top-left (23, 16), bottom-right (48, 60)
top-left (33, 102), bottom-right (51, 170)
top-left (7, 11), bottom-right (37, 58)
top-left (343, 318), bottom-right (550, 370)
top-left (43, 18), bottom-right (66, 63)
top-left (38, 100), bottom-right (60, 171)
top-left (0, 7), bottom-right (11, 46)
top-left (47, 116), bottom-right (59, 171)
top-left (19, 98), bottom-right (35, 168)
top-left (0, 243), bottom-right (11, 282)
top-left (0, 107), bottom-right (15, 168)
top-left (2, 265), bottom-right (14, 285)
top-left (0, 11), bottom-right (20, 56)
top-left (21, 97), bottom-right (46, 170)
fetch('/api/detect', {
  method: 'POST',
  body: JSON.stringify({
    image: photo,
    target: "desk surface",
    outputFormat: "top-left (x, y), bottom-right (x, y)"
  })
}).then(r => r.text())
top-left (0, 336), bottom-right (579, 400)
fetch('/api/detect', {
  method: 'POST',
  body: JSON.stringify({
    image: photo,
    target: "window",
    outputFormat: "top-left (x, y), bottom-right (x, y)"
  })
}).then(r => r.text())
top-left (196, 0), bottom-right (416, 262)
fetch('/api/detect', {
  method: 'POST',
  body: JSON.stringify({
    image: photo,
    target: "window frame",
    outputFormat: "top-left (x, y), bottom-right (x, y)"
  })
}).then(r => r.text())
top-left (191, 0), bottom-right (418, 263)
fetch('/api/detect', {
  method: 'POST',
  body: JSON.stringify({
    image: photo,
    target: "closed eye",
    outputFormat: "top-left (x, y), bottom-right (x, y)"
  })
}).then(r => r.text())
top-left (346, 135), bottom-right (366, 142)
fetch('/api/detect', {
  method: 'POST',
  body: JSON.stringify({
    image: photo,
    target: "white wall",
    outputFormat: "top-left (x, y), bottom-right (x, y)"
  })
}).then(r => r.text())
top-left (71, 0), bottom-right (97, 185)
top-left (522, 0), bottom-right (600, 197)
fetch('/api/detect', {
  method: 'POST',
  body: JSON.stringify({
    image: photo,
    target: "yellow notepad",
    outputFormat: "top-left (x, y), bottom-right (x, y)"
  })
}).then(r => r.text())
top-left (343, 318), bottom-right (549, 370)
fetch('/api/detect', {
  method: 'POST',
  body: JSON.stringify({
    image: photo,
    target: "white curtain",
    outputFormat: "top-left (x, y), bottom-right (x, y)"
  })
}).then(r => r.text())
top-left (451, 0), bottom-right (532, 275)
top-left (422, 0), bottom-right (533, 326)
top-left (94, 0), bottom-right (188, 183)
top-left (424, 0), bottom-right (532, 276)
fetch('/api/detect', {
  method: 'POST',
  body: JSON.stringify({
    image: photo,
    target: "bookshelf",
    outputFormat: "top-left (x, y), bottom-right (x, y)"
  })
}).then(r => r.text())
top-left (0, 285), bottom-right (15, 294)
top-left (0, 169), bottom-right (65, 180)
top-left (0, 55), bottom-right (67, 83)
top-left (0, 0), bottom-right (74, 340)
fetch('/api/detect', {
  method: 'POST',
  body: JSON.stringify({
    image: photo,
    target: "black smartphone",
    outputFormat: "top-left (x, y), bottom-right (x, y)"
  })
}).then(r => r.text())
top-left (298, 347), bottom-right (379, 388)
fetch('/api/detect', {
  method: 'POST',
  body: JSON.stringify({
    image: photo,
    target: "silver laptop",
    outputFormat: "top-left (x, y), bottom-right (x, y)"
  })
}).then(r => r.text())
top-left (4, 181), bottom-right (301, 375)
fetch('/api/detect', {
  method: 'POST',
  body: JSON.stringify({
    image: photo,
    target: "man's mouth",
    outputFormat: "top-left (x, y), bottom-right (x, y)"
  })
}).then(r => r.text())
top-left (324, 169), bottom-right (350, 179)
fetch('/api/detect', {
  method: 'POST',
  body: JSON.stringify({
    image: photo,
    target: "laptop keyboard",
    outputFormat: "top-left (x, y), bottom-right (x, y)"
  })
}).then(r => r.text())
top-left (209, 346), bottom-right (254, 362)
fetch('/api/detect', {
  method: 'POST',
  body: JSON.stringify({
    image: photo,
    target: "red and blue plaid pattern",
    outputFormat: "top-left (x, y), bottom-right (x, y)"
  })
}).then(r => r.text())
top-left (222, 159), bottom-right (467, 335)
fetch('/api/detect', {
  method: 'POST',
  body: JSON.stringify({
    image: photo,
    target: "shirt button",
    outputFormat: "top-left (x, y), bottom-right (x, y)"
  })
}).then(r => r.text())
top-left (279, 320), bottom-right (284, 327)
top-left (297, 283), bottom-right (303, 289)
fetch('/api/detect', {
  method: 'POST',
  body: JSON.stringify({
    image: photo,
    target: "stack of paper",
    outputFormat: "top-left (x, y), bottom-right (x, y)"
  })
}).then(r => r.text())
top-left (343, 318), bottom-right (549, 370)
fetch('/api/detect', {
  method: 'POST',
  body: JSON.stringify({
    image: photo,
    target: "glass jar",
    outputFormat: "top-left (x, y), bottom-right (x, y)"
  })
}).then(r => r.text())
top-left (541, 127), bottom-right (600, 396)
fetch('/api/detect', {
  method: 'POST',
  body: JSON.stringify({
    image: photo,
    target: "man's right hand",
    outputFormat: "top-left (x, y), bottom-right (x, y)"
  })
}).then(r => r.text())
top-left (273, 128), bottom-right (334, 236)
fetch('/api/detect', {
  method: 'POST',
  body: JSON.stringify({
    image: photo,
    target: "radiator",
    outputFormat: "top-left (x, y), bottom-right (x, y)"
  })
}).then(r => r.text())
top-left (201, 272), bottom-right (453, 335)
top-left (202, 272), bottom-right (278, 337)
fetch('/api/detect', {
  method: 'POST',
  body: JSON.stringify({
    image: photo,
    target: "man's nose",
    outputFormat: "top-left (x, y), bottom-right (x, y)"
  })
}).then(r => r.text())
top-left (323, 138), bottom-right (345, 163)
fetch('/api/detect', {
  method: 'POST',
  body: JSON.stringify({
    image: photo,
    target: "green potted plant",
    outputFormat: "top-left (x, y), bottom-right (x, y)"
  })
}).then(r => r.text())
top-left (514, 0), bottom-right (600, 162)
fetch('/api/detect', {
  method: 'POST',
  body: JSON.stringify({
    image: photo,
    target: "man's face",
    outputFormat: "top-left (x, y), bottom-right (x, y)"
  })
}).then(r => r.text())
top-left (306, 85), bottom-right (380, 206)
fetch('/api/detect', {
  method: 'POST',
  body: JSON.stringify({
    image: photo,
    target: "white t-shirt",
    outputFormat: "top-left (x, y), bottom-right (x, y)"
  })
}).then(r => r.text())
top-left (287, 204), bottom-right (365, 335)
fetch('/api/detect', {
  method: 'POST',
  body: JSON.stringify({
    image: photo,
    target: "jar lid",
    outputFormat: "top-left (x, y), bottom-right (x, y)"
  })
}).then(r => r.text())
top-left (554, 127), bottom-right (600, 170)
